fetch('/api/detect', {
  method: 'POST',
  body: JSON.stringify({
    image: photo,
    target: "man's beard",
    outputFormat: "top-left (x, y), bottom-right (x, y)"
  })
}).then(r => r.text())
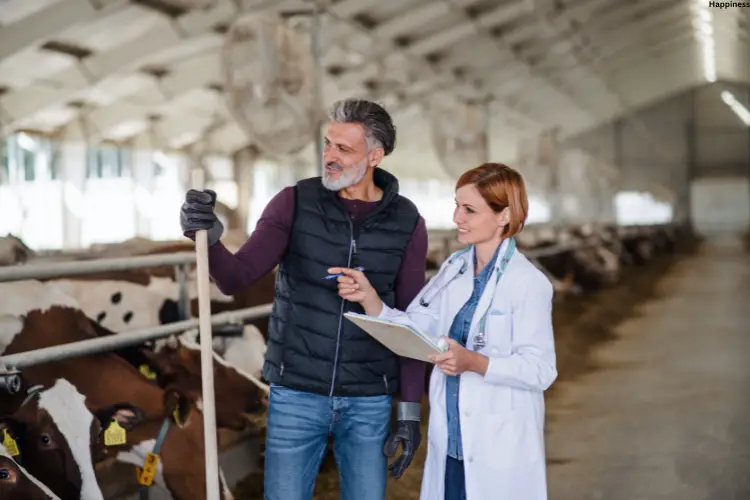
top-left (321, 157), bottom-right (368, 191)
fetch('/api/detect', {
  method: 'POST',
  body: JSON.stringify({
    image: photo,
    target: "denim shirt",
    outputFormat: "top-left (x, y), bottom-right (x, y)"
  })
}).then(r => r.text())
top-left (445, 244), bottom-right (501, 460)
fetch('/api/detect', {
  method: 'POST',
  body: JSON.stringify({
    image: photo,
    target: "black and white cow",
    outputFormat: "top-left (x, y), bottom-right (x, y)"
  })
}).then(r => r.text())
top-left (0, 378), bottom-right (144, 499)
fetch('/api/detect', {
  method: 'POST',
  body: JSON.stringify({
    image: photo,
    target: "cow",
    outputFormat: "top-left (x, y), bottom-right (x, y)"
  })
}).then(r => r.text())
top-left (0, 378), bottom-right (145, 499)
top-left (41, 267), bottom-right (275, 345)
top-left (8, 275), bottom-right (268, 427)
top-left (11, 276), bottom-right (269, 431)
top-left (112, 328), bottom-right (269, 431)
top-left (44, 278), bottom-right (233, 333)
top-left (1, 443), bottom-right (61, 499)
top-left (0, 234), bottom-right (34, 266)
top-left (531, 227), bottom-right (621, 292)
top-left (0, 280), bottom-right (234, 500)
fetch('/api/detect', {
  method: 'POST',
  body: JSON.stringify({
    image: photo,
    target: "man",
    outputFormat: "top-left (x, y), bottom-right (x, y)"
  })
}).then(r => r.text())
top-left (180, 98), bottom-right (428, 500)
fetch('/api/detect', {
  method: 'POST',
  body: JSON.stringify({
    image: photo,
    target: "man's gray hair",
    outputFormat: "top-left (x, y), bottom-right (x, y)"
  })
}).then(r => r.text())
top-left (329, 99), bottom-right (396, 156)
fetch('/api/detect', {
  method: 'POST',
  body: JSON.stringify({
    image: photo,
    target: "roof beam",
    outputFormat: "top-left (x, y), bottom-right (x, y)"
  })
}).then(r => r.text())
top-left (0, 0), bottom-right (129, 65)
top-left (317, 3), bottom-right (539, 120)
top-left (328, 0), bottom-right (384, 18)
top-left (405, 2), bottom-right (527, 56)
top-left (533, 18), bottom-right (693, 78)
top-left (87, 53), bottom-right (222, 139)
top-left (340, 0), bottom-right (595, 120)
top-left (371, 2), bottom-right (451, 40)
top-left (1, 0), bottom-right (292, 129)
top-left (585, 3), bottom-right (689, 50)
top-left (601, 35), bottom-right (697, 75)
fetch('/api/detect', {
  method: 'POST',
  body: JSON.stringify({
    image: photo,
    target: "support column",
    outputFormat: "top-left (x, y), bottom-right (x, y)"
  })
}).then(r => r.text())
top-left (232, 146), bottom-right (256, 234)
top-left (543, 129), bottom-right (563, 226)
top-left (598, 166), bottom-right (618, 225)
top-left (60, 140), bottom-right (87, 249)
top-left (132, 148), bottom-right (154, 238)
top-left (291, 158), bottom-right (312, 181)
top-left (685, 88), bottom-right (697, 229)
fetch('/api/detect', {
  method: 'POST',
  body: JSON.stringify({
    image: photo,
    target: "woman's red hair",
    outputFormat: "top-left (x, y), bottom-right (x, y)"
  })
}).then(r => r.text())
top-left (455, 163), bottom-right (529, 237)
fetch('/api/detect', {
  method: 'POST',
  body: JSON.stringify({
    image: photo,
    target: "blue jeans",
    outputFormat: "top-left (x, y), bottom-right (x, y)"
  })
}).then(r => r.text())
top-left (444, 456), bottom-right (466, 500)
top-left (263, 384), bottom-right (392, 500)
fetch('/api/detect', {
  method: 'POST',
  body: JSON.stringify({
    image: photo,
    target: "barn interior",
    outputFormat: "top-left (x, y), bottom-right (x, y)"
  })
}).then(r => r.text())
top-left (0, 0), bottom-right (749, 499)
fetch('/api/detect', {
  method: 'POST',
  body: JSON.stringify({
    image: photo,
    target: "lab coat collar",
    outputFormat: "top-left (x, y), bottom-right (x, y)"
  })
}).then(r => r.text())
top-left (465, 238), bottom-right (515, 346)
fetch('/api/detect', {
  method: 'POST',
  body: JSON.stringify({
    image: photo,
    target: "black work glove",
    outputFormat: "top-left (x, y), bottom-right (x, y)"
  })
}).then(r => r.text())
top-left (384, 402), bottom-right (421, 479)
top-left (180, 189), bottom-right (224, 246)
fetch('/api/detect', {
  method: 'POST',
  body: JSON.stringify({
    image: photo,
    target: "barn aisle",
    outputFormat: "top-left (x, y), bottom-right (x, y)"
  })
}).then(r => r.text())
top-left (545, 235), bottom-right (750, 500)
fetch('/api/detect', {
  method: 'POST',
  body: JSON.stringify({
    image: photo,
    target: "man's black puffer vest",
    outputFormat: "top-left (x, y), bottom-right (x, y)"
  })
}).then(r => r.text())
top-left (262, 168), bottom-right (420, 397)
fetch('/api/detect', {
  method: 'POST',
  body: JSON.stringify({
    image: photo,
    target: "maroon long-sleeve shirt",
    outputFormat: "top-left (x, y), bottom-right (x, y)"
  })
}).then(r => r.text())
top-left (207, 185), bottom-right (429, 403)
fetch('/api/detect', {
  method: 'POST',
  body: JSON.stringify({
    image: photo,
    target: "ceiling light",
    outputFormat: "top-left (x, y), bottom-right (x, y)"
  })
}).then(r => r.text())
top-left (720, 91), bottom-right (750, 126)
top-left (693, 1), bottom-right (716, 83)
top-left (16, 132), bottom-right (37, 151)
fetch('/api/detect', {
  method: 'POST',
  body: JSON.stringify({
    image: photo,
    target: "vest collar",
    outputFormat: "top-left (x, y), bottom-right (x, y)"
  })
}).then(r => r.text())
top-left (319, 167), bottom-right (400, 223)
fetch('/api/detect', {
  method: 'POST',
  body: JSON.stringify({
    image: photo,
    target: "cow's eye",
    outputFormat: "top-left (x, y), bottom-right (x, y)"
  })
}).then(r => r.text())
top-left (40, 434), bottom-right (51, 446)
top-left (0, 469), bottom-right (9, 479)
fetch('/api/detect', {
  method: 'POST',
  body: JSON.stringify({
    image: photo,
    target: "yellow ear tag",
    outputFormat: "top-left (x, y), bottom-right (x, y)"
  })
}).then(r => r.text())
top-left (104, 420), bottom-right (127, 447)
top-left (137, 452), bottom-right (160, 486)
top-left (2, 429), bottom-right (19, 457)
top-left (139, 364), bottom-right (157, 380)
top-left (172, 405), bottom-right (183, 427)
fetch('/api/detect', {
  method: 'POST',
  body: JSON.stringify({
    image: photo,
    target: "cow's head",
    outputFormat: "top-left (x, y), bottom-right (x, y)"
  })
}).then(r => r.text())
top-left (0, 234), bottom-right (35, 266)
top-left (141, 334), bottom-right (267, 431)
top-left (0, 447), bottom-right (61, 499)
top-left (0, 379), bottom-right (144, 500)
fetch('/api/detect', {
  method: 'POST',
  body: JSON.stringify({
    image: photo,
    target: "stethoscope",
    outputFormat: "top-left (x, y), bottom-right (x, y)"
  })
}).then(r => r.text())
top-left (420, 237), bottom-right (516, 351)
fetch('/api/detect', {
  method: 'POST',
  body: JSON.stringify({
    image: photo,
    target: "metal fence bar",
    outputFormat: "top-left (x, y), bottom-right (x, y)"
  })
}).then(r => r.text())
top-left (0, 304), bottom-right (272, 369)
top-left (0, 226), bottom-right (668, 369)
top-left (0, 252), bottom-right (196, 282)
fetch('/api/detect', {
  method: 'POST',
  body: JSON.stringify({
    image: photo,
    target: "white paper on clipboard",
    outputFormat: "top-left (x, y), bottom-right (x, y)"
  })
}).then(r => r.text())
top-left (343, 312), bottom-right (446, 363)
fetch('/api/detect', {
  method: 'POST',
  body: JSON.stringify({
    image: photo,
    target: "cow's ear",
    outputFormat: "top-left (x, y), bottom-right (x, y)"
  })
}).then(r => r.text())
top-left (93, 403), bottom-right (145, 431)
top-left (163, 387), bottom-right (197, 428)
top-left (0, 417), bottom-right (26, 456)
top-left (138, 348), bottom-right (176, 379)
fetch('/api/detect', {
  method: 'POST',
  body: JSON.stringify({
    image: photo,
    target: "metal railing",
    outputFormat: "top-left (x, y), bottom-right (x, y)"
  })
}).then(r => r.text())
top-left (0, 224), bottom-right (670, 371)
top-left (0, 252), bottom-right (196, 282)
top-left (0, 304), bottom-right (272, 369)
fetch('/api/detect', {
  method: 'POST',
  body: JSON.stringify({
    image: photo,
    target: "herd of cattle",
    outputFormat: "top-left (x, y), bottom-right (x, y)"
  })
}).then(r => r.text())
top-left (0, 221), bottom-right (691, 499)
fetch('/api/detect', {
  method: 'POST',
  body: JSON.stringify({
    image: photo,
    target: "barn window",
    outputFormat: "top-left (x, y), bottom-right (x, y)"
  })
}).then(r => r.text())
top-left (0, 136), bottom-right (9, 185)
top-left (87, 145), bottom-right (131, 178)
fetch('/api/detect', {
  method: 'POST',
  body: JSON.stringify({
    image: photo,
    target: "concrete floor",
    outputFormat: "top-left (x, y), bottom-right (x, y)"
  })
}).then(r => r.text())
top-left (546, 234), bottom-right (750, 500)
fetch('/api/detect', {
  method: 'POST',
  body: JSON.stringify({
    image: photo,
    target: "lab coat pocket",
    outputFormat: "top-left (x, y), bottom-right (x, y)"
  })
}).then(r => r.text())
top-left (485, 309), bottom-right (512, 355)
top-left (476, 414), bottom-right (539, 470)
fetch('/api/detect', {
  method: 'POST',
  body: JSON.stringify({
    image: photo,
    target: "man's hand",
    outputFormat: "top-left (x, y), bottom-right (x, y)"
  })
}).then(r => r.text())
top-left (180, 189), bottom-right (224, 246)
top-left (384, 402), bottom-right (422, 479)
top-left (429, 338), bottom-right (489, 376)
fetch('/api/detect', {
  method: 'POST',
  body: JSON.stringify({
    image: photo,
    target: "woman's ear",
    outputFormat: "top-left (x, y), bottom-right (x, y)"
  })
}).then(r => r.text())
top-left (496, 207), bottom-right (510, 228)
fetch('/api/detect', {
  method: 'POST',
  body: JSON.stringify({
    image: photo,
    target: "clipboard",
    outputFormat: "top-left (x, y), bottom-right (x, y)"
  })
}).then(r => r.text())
top-left (344, 312), bottom-right (448, 363)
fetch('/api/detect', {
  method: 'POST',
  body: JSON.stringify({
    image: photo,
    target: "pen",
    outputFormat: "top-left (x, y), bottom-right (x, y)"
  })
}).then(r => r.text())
top-left (323, 266), bottom-right (364, 280)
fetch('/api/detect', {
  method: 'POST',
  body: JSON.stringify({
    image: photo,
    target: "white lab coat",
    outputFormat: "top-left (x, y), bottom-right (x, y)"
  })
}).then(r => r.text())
top-left (378, 240), bottom-right (557, 500)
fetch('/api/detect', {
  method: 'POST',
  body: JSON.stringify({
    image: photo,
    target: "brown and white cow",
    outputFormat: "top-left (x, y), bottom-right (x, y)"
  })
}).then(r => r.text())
top-left (1, 443), bottom-right (61, 499)
top-left (108, 327), bottom-right (269, 431)
top-left (39, 279), bottom-right (269, 430)
top-left (0, 280), bottom-right (233, 500)
top-left (0, 378), bottom-right (145, 499)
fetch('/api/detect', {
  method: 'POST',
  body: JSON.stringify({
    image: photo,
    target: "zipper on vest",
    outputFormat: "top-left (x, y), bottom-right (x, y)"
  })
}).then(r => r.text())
top-left (383, 374), bottom-right (389, 393)
top-left (280, 362), bottom-right (284, 377)
top-left (330, 220), bottom-right (356, 397)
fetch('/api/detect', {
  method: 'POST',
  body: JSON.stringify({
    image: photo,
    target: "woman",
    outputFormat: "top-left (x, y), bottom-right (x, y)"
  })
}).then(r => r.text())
top-left (328, 162), bottom-right (557, 500)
